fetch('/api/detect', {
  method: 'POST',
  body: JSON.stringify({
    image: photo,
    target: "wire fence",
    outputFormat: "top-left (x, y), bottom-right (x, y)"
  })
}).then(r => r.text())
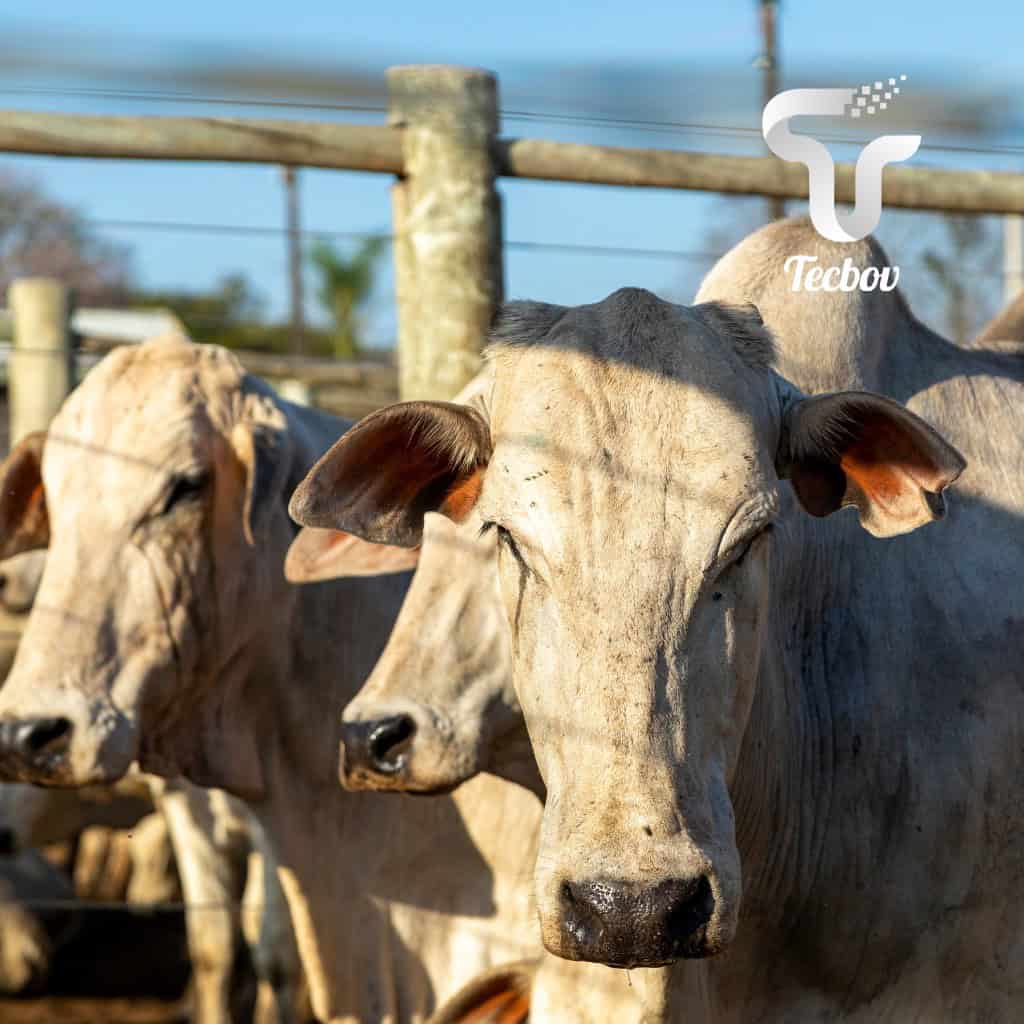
top-left (71, 217), bottom-right (1024, 275)
top-left (2, 84), bottom-right (1023, 159)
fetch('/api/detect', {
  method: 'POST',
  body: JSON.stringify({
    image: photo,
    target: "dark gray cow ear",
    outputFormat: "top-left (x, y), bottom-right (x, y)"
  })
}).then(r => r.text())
top-left (289, 400), bottom-right (491, 548)
top-left (231, 392), bottom-right (292, 547)
top-left (0, 432), bottom-right (50, 559)
top-left (777, 388), bottom-right (966, 538)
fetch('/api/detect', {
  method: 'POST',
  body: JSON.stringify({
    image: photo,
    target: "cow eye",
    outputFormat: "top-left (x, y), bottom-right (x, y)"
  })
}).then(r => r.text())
top-left (161, 472), bottom-right (208, 515)
top-left (480, 521), bottom-right (530, 573)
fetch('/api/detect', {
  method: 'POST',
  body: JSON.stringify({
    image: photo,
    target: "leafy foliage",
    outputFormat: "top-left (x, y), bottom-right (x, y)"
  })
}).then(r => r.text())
top-left (308, 237), bottom-right (386, 358)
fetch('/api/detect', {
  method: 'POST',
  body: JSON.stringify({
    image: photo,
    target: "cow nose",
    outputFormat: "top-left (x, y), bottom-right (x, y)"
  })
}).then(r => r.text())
top-left (0, 717), bottom-right (73, 777)
top-left (558, 875), bottom-right (714, 968)
top-left (340, 715), bottom-right (416, 782)
top-left (0, 827), bottom-right (15, 855)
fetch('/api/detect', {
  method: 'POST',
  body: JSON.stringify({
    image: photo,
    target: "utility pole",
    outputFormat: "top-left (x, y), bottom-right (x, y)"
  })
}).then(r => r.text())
top-left (756, 0), bottom-right (785, 222)
top-left (282, 166), bottom-right (306, 357)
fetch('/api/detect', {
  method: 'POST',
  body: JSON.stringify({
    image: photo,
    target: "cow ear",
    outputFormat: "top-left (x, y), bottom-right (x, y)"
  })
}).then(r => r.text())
top-left (285, 527), bottom-right (420, 583)
top-left (289, 401), bottom-right (490, 547)
top-left (777, 390), bottom-right (966, 537)
top-left (230, 392), bottom-right (292, 547)
top-left (0, 432), bottom-right (50, 559)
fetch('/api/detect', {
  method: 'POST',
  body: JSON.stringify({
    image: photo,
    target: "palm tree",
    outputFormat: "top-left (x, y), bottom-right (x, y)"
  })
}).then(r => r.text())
top-left (308, 237), bottom-right (386, 358)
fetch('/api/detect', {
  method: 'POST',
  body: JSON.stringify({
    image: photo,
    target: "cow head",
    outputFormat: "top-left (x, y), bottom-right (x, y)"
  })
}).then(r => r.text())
top-left (0, 336), bottom-right (297, 796)
top-left (290, 290), bottom-right (964, 968)
top-left (288, 512), bottom-right (536, 796)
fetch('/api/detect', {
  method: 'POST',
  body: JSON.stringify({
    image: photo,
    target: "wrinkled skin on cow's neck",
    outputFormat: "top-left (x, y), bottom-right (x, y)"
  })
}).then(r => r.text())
top-left (171, 401), bottom-right (542, 1024)
top-left (687, 219), bottom-right (1024, 1022)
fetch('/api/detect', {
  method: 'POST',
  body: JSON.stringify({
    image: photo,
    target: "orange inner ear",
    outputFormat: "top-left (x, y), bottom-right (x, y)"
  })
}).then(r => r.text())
top-left (0, 434), bottom-right (50, 558)
top-left (838, 413), bottom-right (947, 515)
top-left (24, 483), bottom-right (48, 542)
top-left (440, 468), bottom-right (485, 523)
top-left (455, 986), bottom-right (529, 1024)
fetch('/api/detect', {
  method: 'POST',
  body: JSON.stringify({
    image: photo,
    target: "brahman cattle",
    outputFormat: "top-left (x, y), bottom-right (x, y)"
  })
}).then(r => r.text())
top-left (291, 218), bottom-right (1024, 1019)
top-left (0, 337), bottom-right (538, 1023)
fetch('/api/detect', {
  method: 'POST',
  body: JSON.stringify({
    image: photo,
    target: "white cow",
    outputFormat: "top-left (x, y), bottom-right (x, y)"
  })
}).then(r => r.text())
top-left (290, 219), bottom-right (1024, 1019)
top-left (0, 550), bottom-right (303, 1024)
top-left (284, 374), bottom-right (537, 801)
top-left (0, 336), bottom-right (539, 1023)
top-left (289, 508), bottom-right (696, 1024)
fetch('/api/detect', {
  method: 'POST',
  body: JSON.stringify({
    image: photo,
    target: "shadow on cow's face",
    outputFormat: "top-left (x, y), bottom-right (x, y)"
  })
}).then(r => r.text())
top-left (0, 339), bottom-right (289, 791)
top-left (288, 289), bottom-right (964, 969)
top-left (480, 340), bottom-right (778, 967)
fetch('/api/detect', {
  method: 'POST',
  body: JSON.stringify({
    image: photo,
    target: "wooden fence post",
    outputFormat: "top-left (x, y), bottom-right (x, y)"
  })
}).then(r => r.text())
top-left (388, 65), bottom-right (503, 401)
top-left (7, 278), bottom-right (72, 447)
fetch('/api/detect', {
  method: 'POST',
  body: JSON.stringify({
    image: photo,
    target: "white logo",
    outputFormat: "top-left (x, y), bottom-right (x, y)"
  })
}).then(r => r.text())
top-left (783, 254), bottom-right (899, 293)
top-left (762, 76), bottom-right (921, 243)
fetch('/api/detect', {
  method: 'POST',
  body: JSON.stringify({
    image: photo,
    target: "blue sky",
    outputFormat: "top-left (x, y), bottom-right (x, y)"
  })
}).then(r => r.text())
top-left (2, 1), bottom-right (1022, 343)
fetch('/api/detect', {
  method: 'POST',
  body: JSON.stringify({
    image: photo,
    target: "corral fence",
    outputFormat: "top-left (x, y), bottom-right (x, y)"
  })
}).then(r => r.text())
top-left (2, 62), bottom-right (1023, 432)
top-left (0, 286), bottom-right (399, 448)
top-left (0, 63), bottom-right (1019, 1015)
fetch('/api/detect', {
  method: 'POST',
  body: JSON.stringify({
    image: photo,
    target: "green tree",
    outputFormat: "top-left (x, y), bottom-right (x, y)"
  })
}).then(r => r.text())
top-left (129, 273), bottom-right (261, 339)
top-left (130, 273), bottom-right (347, 355)
top-left (309, 237), bottom-right (385, 358)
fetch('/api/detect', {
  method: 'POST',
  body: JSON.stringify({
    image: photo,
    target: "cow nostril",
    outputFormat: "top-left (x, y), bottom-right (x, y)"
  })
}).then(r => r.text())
top-left (558, 875), bottom-right (715, 966)
top-left (666, 875), bottom-right (714, 943)
top-left (0, 828), bottom-right (15, 856)
top-left (367, 715), bottom-right (416, 774)
top-left (22, 717), bottom-right (73, 756)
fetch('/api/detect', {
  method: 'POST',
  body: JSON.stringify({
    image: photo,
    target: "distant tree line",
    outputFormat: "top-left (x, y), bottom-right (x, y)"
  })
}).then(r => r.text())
top-left (0, 168), bottom-right (385, 358)
top-left (2, 167), bottom-right (1005, 354)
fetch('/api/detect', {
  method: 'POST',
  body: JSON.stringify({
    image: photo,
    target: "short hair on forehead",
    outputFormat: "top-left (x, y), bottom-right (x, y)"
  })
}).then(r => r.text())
top-left (486, 291), bottom-right (776, 372)
top-left (695, 301), bottom-right (777, 371)
top-left (489, 300), bottom-right (569, 348)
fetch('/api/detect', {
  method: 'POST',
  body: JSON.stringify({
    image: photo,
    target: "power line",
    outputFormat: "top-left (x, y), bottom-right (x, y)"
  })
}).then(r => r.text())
top-left (73, 217), bottom-right (1024, 276)
top-left (0, 84), bottom-right (386, 116)
top-left (80, 217), bottom-right (726, 263)
top-left (1, 84), bottom-right (1022, 158)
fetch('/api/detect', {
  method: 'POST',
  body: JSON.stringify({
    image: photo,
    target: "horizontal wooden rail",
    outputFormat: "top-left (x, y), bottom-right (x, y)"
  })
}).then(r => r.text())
top-left (0, 110), bottom-right (404, 173)
top-left (497, 139), bottom-right (1024, 216)
top-left (1, 109), bottom-right (1021, 214)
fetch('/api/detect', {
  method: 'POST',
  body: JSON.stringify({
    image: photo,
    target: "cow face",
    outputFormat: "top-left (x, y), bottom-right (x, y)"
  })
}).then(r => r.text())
top-left (0, 337), bottom-right (293, 795)
top-left (290, 290), bottom-right (964, 969)
top-left (290, 512), bottom-right (528, 795)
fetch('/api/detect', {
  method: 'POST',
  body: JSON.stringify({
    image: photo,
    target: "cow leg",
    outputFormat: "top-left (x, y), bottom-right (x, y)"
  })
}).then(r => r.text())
top-left (241, 823), bottom-right (305, 1024)
top-left (152, 778), bottom-right (248, 1024)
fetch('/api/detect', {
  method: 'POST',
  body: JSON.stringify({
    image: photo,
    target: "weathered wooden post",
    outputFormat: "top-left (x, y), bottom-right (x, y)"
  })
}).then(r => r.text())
top-left (7, 278), bottom-right (72, 446)
top-left (388, 65), bottom-right (503, 401)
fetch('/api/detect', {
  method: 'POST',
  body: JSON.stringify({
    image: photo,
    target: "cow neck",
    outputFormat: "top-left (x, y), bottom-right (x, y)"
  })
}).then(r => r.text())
top-left (724, 312), bottom-right (1024, 950)
top-left (212, 398), bottom-right (420, 1020)
top-left (726, 503), bottom-right (841, 932)
top-left (247, 397), bottom-right (410, 793)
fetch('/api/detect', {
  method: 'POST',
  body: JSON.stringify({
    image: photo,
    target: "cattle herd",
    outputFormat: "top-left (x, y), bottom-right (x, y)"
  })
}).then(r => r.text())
top-left (0, 215), bottom-right (1019, 1023)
